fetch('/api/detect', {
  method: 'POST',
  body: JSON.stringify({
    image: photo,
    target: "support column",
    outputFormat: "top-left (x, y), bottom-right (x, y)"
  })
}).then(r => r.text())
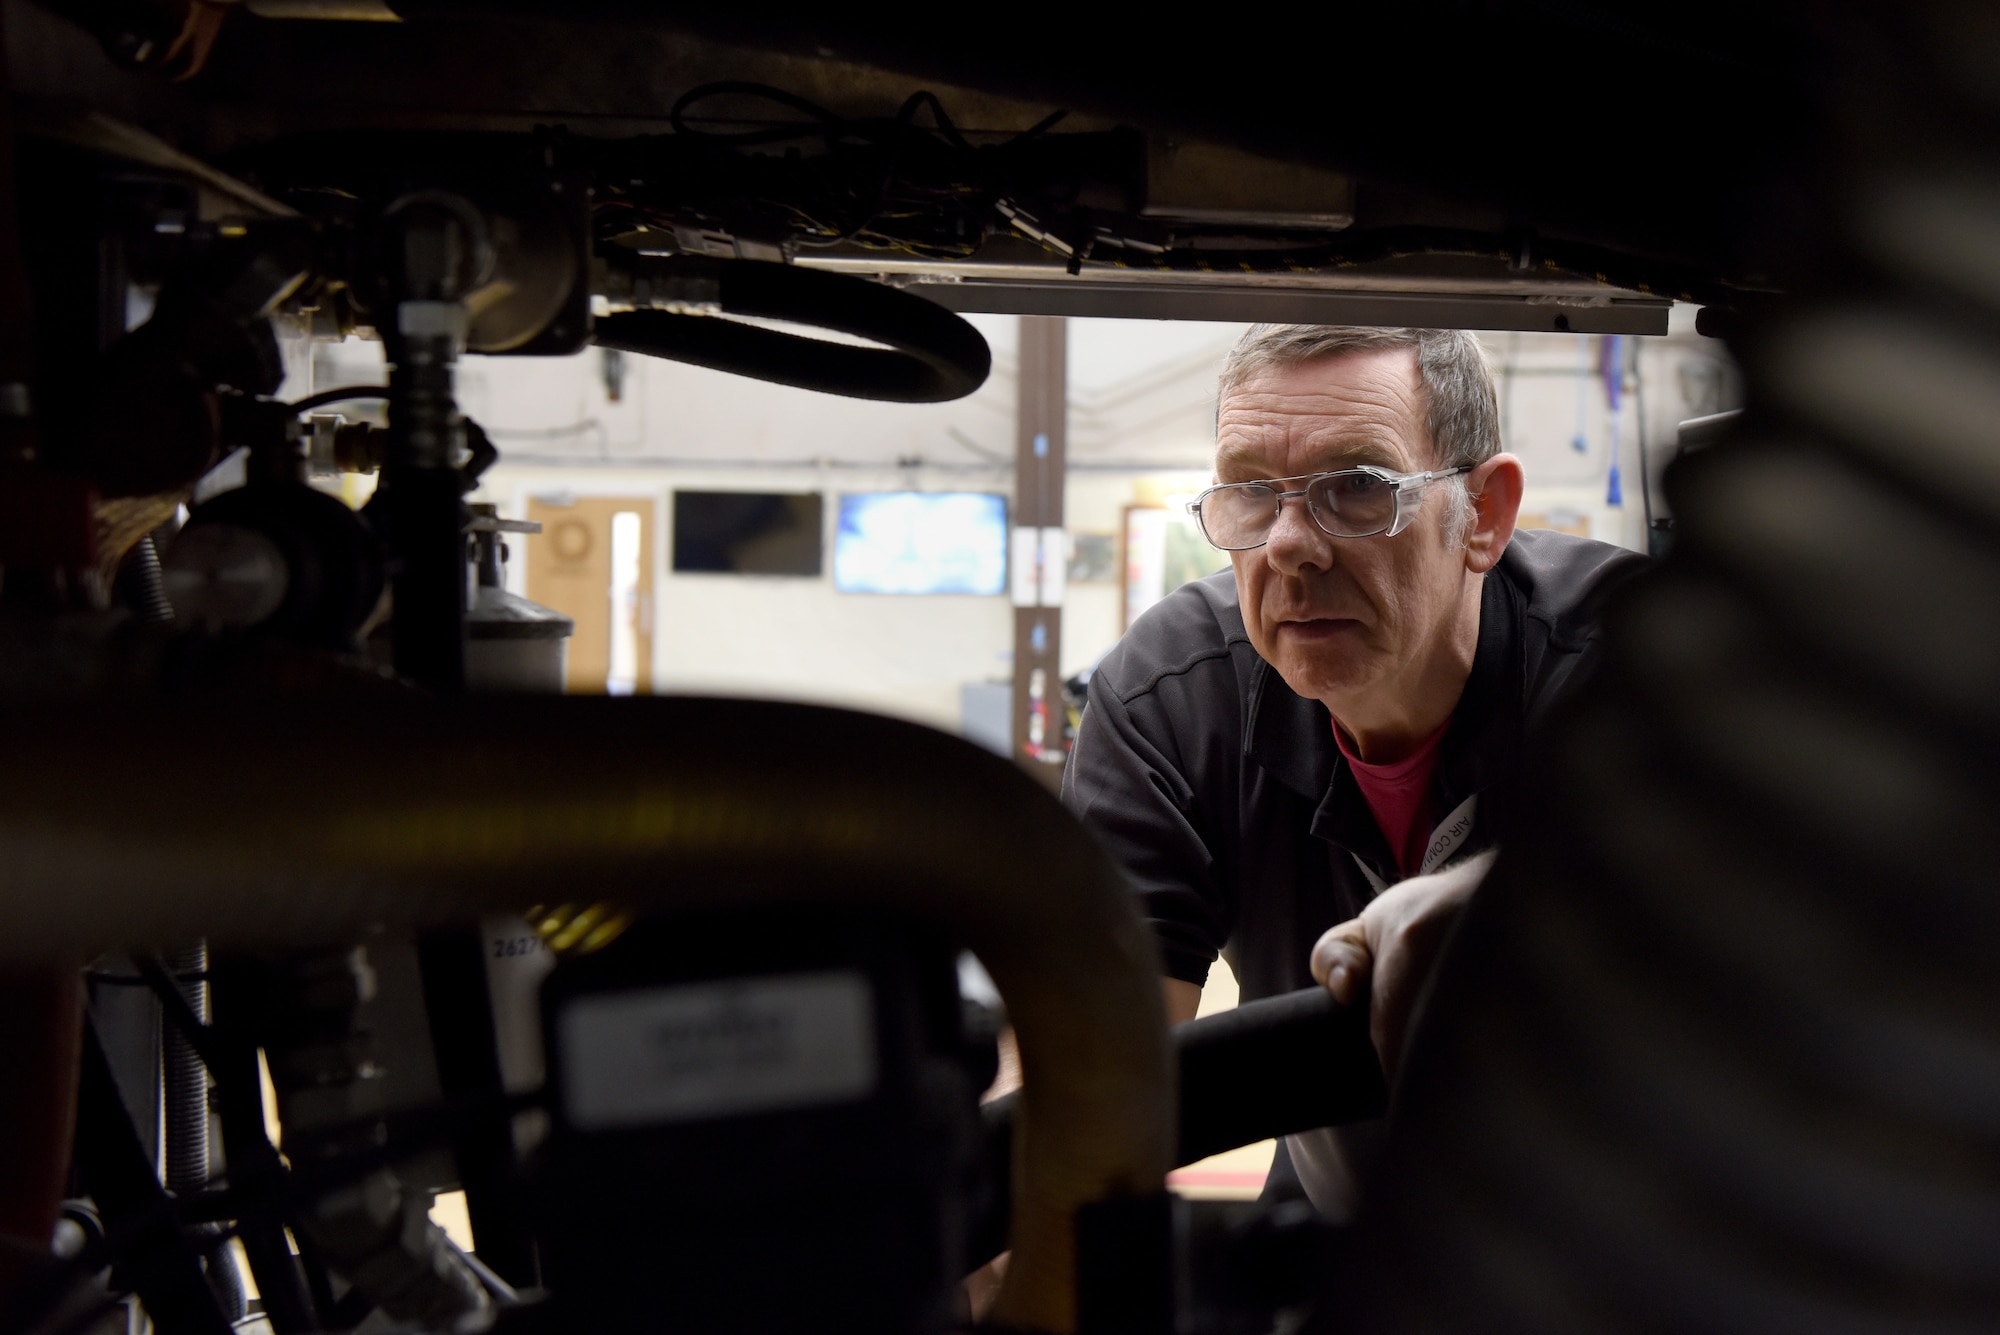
top-left (1011, 316), bottom-right (1067, 791)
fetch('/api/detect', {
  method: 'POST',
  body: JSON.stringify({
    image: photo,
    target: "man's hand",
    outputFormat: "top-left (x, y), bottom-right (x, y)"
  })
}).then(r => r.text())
top-left (1309, 848), bottom-right (1497, 1076)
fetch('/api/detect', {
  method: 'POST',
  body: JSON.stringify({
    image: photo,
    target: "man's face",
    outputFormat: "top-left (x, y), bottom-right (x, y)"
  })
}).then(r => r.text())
top-left (1215, 349), bottom-right (1475, 716)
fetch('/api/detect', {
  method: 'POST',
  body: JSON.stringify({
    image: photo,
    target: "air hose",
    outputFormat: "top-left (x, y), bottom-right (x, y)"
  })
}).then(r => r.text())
top-left (1335, 19), bottom-right (2000, 1333)
top-left (0, 695), bottom-right (1170, 1334)
top-left (974, 987), bottom-right (1384, 1267)
top-left (594, 257), bottom-right (992, 403)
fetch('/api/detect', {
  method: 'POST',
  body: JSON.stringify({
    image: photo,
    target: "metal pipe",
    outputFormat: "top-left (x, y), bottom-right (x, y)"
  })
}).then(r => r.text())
top-left (0, 694), bottom-right (1173, 1333)
top-left (379, 195), bottom-right (481, 694)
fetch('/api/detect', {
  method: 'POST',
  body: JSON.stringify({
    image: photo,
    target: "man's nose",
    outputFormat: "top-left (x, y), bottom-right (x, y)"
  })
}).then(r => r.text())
top-left (1262, 490), bottom-right (1333, 575)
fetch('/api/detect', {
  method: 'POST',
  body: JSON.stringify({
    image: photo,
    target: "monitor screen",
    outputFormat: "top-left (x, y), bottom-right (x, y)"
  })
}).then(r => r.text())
top-left (834, 492), bottom-right (1008, 595)
top-left (672, 490), bottom-right (824, 576)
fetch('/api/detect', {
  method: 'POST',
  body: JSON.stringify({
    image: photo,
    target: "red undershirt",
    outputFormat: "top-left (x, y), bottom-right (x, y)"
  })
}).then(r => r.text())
top-left (1333, 718), bottom-right (1451, 879)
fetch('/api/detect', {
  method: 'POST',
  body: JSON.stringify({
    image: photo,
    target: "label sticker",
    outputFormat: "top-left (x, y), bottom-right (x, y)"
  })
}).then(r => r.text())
top-left (482, 914), bottom-right (554, 1096)
top-left (1350, 794), bottom-right (1481, 894)
top-left (558, 970), bottom-right (877, 1131)
top-left (1419, 795), bottom-right (1480, 876)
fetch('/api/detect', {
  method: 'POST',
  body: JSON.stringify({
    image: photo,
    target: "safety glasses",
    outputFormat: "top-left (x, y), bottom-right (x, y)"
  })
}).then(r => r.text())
top-left (1186, 465), bottom-right (1472, 550)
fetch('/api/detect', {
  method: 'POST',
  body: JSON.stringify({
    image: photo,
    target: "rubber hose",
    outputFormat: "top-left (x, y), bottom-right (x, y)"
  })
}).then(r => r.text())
top-left (0, 695), bottom-right (1171, 1335)
top-left (974, 987), bottom-right (1383, 1266)
top-left (1334, 23), bottom-right (2000, 1334)
top-left (202, 1017), bottom-right (317, 1334)
top-left (594, 259), bottom-right (991, 403)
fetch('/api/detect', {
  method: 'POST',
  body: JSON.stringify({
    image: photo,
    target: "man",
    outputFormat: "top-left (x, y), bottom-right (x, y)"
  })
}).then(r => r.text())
top-left (1062, 324), bottom-right (1644, 1217)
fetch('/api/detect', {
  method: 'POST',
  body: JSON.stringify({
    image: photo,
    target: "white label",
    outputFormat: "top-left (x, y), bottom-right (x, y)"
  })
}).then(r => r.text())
top-left (1010, 526), bottom-right (1041, 606)
top-left (1038, 527), bottom-right (1068, 606)
top-left (481, 914), bottom-right (554, 1096)
top-left (1419, 795), bottom-right (1480, 875)
top-left (1350, 794), bottom-right (1480, 895)
top-left (1011, 526), bottom-right (1069, 606)
top-left (558, 970), bottom-right (877, 1131)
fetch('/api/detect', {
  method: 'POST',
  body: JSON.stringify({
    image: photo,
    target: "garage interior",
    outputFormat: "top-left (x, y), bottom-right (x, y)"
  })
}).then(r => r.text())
top-left (0, 3), bottom-right (1994, 1334)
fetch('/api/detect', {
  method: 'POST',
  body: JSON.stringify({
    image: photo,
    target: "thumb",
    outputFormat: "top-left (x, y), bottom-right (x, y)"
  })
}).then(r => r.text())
top-left (1309, 921), bottom-right (1371, 1004)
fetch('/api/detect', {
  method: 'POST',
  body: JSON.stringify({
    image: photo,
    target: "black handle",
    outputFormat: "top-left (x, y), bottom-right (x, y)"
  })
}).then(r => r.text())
top-left (970, 986), bottom-right (1385, 1267)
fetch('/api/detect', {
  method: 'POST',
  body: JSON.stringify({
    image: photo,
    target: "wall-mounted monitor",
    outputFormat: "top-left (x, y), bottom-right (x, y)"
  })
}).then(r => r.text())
top-left (834, 492), bottom-right (1008, 595)
top-left (671, 490), bottom-right (824, 576)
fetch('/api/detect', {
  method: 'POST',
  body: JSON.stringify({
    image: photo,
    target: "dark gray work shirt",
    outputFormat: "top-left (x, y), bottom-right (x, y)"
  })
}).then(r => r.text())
top-left (1061, 529), bottom-right (1646, 1214)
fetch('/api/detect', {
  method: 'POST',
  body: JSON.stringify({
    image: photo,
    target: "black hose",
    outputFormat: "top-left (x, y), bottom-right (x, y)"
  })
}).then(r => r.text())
top-left (203, 966), bottom-right (320, 1334)
top-left (594, 259), bottom-right (991, 403)
top-left (970, 987), bottom-right (1383, 1267)
top-left (72, 1018), bottom-right (233, 1335)
top-left (1172, 987), bottom-right (1385, 1165)
top-left (287, 386), bottom-right (387, 414)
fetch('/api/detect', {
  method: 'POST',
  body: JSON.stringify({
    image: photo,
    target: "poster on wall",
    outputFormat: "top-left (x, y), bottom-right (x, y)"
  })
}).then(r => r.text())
top-left (1123, 504), bottom-right (1231, 630)
top-left (1067, 533), bottom-right (1117, 584)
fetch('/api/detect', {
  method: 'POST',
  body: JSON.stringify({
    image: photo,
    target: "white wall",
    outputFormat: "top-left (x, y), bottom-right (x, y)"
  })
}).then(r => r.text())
top-left (474, 458), bottom-right (1222, 731)
top-left (1060, 468), bottom-right (1217, 678)
top-left (478, 460), bottom-right (1018, 734)
top-left (312, 308), bottom-right (1741, 738)
top-left (446, 315), bottom-right (1257, 730)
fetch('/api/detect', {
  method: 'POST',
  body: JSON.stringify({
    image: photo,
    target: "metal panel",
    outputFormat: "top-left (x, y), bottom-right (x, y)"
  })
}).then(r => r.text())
top-left (917, 279), bottom-right (1671, 334)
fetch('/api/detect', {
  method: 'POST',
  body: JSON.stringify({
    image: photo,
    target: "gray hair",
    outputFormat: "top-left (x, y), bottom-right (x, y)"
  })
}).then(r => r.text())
top-left (1217, 325), bottom-right (1502, 543)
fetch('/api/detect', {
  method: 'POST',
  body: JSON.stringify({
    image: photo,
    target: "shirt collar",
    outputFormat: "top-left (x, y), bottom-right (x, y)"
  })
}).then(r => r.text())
top-left (1244, 569), bottom-right (1526, 860)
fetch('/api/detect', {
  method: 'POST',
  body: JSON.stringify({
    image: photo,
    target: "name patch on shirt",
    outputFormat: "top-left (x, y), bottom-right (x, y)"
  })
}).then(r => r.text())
top-left (1353, 794), bottom-right (1481, 893)
top-left (1419, 795), bottom-right (1480, 876)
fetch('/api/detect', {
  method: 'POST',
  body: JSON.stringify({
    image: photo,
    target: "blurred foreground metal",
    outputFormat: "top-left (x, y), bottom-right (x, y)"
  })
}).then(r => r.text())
top-left (0, 695), bottom-right (1173, 1334)
top-left (1337, 9), bottom-right (2000, 1330)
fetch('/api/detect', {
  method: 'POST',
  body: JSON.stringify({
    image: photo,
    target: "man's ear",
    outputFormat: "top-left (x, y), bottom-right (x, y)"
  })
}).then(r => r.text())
top-left (1462, 453), bottom-right (1524, 574)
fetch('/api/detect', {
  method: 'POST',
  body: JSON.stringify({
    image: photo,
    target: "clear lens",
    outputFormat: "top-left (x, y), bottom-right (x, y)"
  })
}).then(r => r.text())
top-left (1307, 470), bottom-right (1399, 536)
top-left (1196, 483), bottom-right (1280, 549)
top-left (1194, 468), bottom-right (1415, 548)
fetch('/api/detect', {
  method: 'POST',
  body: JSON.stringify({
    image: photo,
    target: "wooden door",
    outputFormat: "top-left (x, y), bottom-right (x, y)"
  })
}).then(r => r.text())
top-left (524, 495), bottom-right (655, 694)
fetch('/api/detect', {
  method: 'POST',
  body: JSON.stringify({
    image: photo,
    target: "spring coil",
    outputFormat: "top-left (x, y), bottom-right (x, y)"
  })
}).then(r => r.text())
top-left (160, 943), bottom-right (208, 1199)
